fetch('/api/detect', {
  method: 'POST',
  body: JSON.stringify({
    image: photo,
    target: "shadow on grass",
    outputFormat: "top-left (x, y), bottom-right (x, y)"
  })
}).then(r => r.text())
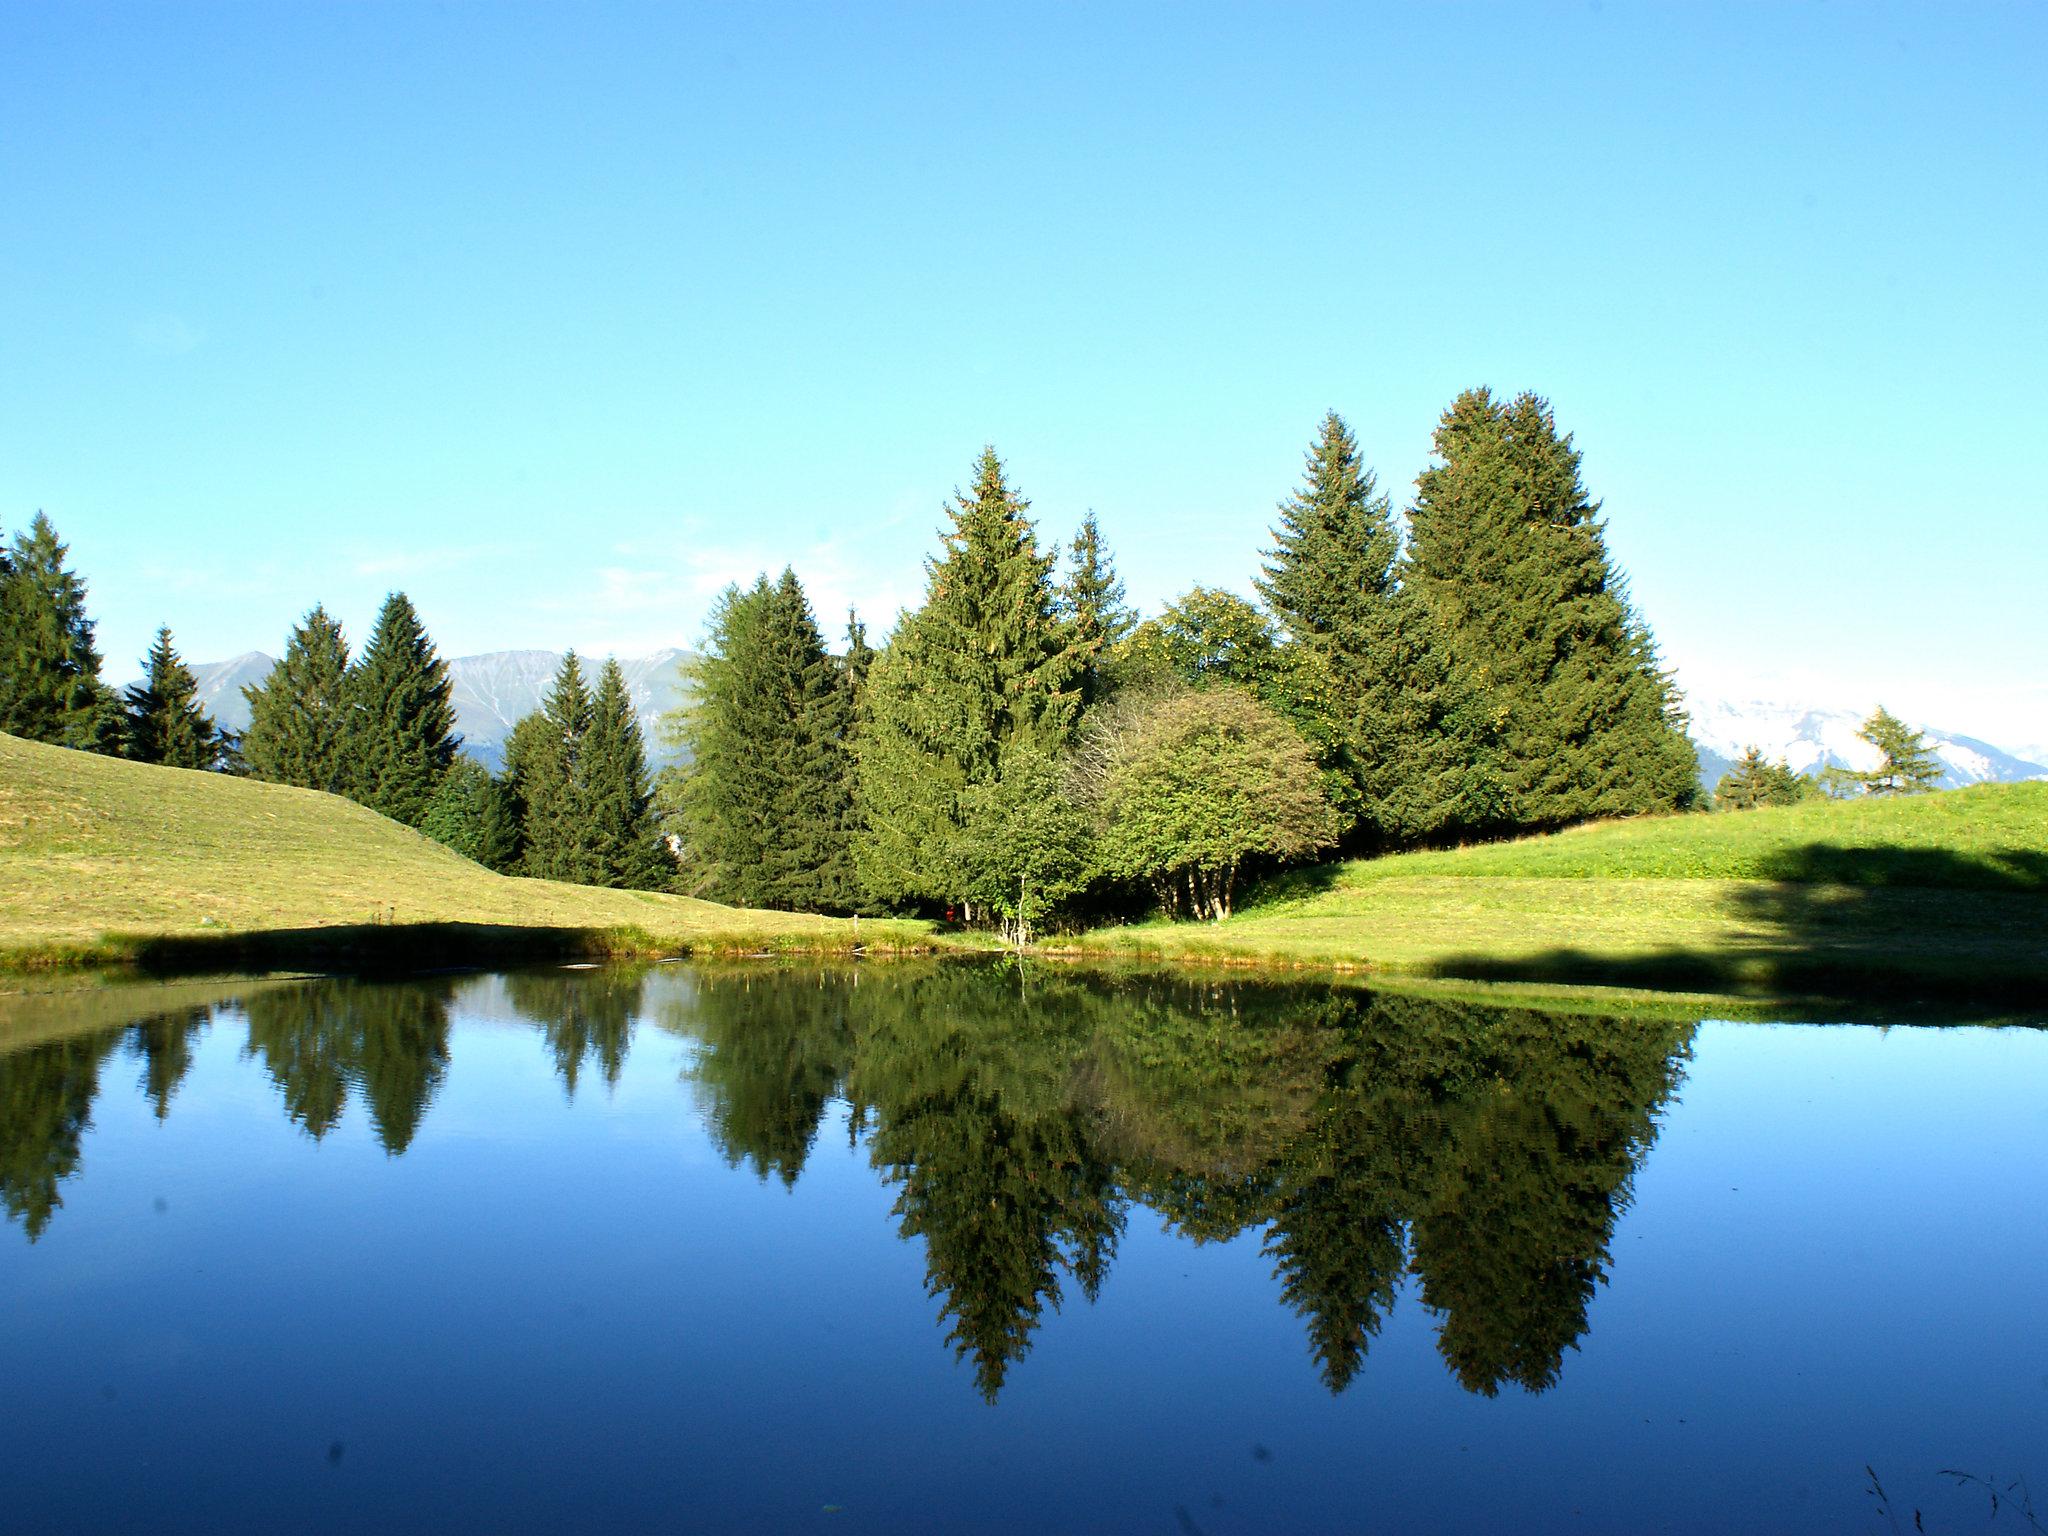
top-left (1424, 843), bottom-right (2048, 1008)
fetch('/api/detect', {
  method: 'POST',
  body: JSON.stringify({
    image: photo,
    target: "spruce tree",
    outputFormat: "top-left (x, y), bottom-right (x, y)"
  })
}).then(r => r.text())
top-left (855, 447), bottom-right (1084, 909)
top-left (1257, 413), bottom-right (1502, 848)
top-left (420, 757), bottom-right (522, 869)
top-left (0, 513), bottom-right (120, 750)
top-left (1714, 747), bottom-right (1812, 809)
top-left (583, 656), bottom-right (671, 889)
top-left (1060, 511), bottom-right (1136, 706)
top-left (121, 626), bottom-right (228, 769)
top-left (347, 592), bottom-right (459, 827)
top-left (514, 651), bottom-right (599, 883)
top-left (241, 605), bottom-right (353, 792)
top-left (1404, 389), bottom-right (1698, 829)
top-left (1856, 706), bottom-right (1943, 795)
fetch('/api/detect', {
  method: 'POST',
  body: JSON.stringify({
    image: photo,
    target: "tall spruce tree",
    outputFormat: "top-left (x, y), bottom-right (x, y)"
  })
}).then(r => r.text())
top-left (1060, 511), bottom-right (1136, 707)
top-left (1855, 705), bottom-right (1943, 796)
top-left (583, 656), bottom-right (671, 889)
top-left (1257, 413), bottom-right (1502, 848)
top-left (121, 626), bottom-right (229, 769)
top-left (0, 513), bottom-right (120, 750)
top-left (1404, 389), bottom-right (1698, 829)
top-left (676, 572), bottom-right (858, 910)
top-left (855, 447), bottom-right (1083, 910)
top-left (514, 651), bottom-right (599, 883)
top-left (241, 605), bottom-right (353, 792)
top-left (347, 593), bottom-right (459, 826)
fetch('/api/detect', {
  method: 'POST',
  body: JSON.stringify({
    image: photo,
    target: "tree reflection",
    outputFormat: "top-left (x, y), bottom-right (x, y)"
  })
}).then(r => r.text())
top-left (684, 971), bottom-right (852, 1185)
top-left (242, 979), bottom-right (454, 1153)
top-left (502, 968), bottom-right (643, 1100)
top-left (127, 1008), bottom-right (209, 1121)
top-left (0, 1030), bottom-right (120, 1240)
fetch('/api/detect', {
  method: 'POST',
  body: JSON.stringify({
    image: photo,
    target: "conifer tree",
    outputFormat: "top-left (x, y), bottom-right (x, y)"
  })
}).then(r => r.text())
top-left (855, 447), bottom-right (1084, 909)
top-left (347, 592), bottom-right (459, 826)
top-left (1855, 706), bottom-right (1943, 796)
top-left (582, 656), bottom-right (671, 889)
top-left (1257, 413), bottom-right (1502, 848)
top-left (420, 757), bottom-right (522, 869)
top-left (241, 605), bottom-right (353, 792)
top-left (1060, 511), bottom-right (1136, 706)
top-left (1404, 389), bottom-right (1698, 829)
top-left (121, 626), bottom-right (229, 769)
top-left (1714, 747), bottom-right (1812, 809)
top-left (514, 651), bottom-right (599, 883)
top-left (0, 513), bottom-right (120, 750)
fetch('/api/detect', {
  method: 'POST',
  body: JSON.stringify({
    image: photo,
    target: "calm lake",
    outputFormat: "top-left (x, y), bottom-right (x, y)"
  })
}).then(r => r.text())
top-left (2, 962), bottom-right (2043, 1534)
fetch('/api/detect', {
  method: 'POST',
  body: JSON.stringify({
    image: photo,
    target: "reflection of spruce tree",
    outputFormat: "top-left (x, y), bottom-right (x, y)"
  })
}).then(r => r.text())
top-left (849, 965), bottom-right (1121, 1402)
top-left (502, 968), bottom-right (644, 1101)
top-left (240, 980), bottom-right (455, 1152)
top-left (0, 1032), bottom-right (121, 1241)
top-left (127, 1008), bottom-right (209, 1121)
top-left (684, 970), bottom-right (854, 1185)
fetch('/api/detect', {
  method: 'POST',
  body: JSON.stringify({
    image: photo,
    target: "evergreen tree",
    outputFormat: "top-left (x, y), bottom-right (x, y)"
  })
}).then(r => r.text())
top-left (241, 605), bottom-right (354, 792)
top-left (1257, 413), bottom-right (1503, 848)
top-left (0, 512), bottom-right (120, 750)
top-left (1404, 389), bottom-right (1698, 829)
top-left (420, 756), bottom-right (523, 869)
top-left (583, 656), bottom-right (671, 889)
top-left (1856, 705), bottom-right (1943, 796)
top-left (515, 651), bottom-right (599, 883)
top-left (347, 592), bottom-right (459, 826)
top-left (121, 626), bottom-right (229, 769)
top-left (855, 448), bottom-right (1084, 910)
top-left (676, 572), bottom-right (858, 910)
top-left (1714, 747), bottom-right (1812, 810)
top-left (1059, 511), bottom-right (1136, 706)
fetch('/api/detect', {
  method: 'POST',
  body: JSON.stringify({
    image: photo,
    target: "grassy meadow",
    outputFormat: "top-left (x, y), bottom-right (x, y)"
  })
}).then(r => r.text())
top-left (0, 732), bottom-right (930, 975)
top-left (1071, 784), bottom-right (2048, 1002)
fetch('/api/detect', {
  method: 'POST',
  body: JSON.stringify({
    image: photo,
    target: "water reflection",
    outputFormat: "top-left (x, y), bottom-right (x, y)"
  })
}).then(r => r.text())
top-left (0, 963), bottom-right (1693, 1400)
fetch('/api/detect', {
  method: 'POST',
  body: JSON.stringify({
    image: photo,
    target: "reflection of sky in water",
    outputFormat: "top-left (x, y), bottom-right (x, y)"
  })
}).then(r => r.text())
top-left (1, 969), bottom-right (2043, 1535)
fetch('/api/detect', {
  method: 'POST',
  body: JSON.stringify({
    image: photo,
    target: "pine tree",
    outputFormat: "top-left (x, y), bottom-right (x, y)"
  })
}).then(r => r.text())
top-left (583, 657), bottom-right (671, 889)
top-left (346, 593), bottom-right (459, 826)
top-left (0, 513), bottom-right (120, 750)
top-left (241, 605), bottom-right (353, 792)
top-left (1256, 413), bottom-right (1502, 848)
top-left (514, 651), bottom-right (599, 883)
top-left (1060, 511), bottom-right (1136, 706)
top-left (121, 626), bottom-right (228, 769)
top-left (855, 447), bottom-right (1084, 909)
top-left (420, 757), bottom-right (522, 869)
top-left (1856, 706), bottom-right (1943, 795)
top-left (1714, 747), bottom-right (1812, 810)
top-left (1404, 389), bottom-right (1698, 829)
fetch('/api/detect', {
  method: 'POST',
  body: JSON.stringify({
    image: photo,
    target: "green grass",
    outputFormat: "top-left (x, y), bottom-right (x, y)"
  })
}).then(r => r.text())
top-left (1071, 787), bottom-right (2048, 1003)
top-left (0, 732), bottom-right (932, 975)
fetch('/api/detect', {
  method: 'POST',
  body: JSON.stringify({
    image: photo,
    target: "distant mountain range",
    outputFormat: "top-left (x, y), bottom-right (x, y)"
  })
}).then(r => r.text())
top-left (163, 648), bottom-right (697, 771)
top-left (154, 652), bottom-right (2047, 793)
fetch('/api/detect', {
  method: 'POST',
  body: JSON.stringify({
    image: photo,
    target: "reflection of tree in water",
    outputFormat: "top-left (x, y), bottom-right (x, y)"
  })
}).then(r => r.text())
top-left (241, 980), bottom-right (455, 1153)
top-left (502, 968), bottom-right (643, 1100)
top-left (0, 1030), bottom-right (121, 1240)
top-left (128, 1008), bottom-right (209, 1121)
top-left (683, 971), bottom-right (853, 1186)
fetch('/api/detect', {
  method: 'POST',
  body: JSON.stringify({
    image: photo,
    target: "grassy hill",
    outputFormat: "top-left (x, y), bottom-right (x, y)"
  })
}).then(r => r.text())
top-left (1073, 785), bottom-right (2048, 1003)
top-left (0, 732), bottom-right (928, 974)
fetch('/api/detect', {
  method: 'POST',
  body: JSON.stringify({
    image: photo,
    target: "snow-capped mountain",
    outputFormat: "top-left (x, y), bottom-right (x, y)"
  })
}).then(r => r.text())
top-left (1682, 693), bottom-right (2048, 792)
top-left (145, 648), bottom-right (697, 770)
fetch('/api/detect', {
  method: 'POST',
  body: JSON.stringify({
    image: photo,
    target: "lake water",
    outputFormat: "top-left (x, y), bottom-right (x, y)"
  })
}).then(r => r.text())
top-left (2, 962), bottom-right (2043, 1534)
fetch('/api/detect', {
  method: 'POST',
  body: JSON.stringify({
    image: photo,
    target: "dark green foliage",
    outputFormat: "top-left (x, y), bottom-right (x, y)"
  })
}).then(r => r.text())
top-left (121, 626), bottom-right (231, 769)
top-left (1715, 747), bottom-right (1814, 810)
top-left (0, 513), bottom-right (120, 751)
top-left (676, 571), bottom-right (859, 910)
top-left (0, 1030), bottom-right (118, 1241)
top-left (513, 651), bottom-right (600, 883)
top-left (240, 979), bottom-right (455, 1154)
top-left (347, 593), bottom-right (459, 827)
top-left (1256, 413), bottom-right (1504, 847)
top-left (241, 605), bottom-right (353, 792)
top-left (420, 757), bottom-right (523, 870)
top-left (1856, 706), bottom-right (1943, 796)
top-left (128, 1009), bottom-right (209, 1121)
top-left (1405, 389), bottom-right (1699, 828)
top-left (582, 658), bottom-right (671, 889)
top-left (855, 448), bottom-right (1083, 910)
top-left (502, 968), bottom-right (644, 1099)
top-left (685, 970), bottom-right (854, 1184)
top-left (1059, 511), bottom-right (1136, 706)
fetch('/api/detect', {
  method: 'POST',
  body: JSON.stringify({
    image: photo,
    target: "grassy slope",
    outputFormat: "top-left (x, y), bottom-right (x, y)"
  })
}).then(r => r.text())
top-left (1073, 785), bottom-right (2048, 1001)
top-left (0, 732), bottom-right (929, 972)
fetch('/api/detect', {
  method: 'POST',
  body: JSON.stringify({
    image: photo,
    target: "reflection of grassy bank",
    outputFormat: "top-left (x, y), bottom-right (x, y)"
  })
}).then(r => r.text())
top-left (0, 732), bottom-right (932, 975)
top-left (1070, 786), bottom-right (2048, 1004)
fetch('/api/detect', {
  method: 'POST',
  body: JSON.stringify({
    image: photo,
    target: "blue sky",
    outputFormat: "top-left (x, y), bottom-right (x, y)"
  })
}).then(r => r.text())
top-left (4, 3), bottom-right (2043, 749)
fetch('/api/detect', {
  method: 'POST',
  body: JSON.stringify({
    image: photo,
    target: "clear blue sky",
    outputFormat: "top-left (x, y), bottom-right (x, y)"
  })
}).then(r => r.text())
top-left (4, 3), bottom-right (2043, 749)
